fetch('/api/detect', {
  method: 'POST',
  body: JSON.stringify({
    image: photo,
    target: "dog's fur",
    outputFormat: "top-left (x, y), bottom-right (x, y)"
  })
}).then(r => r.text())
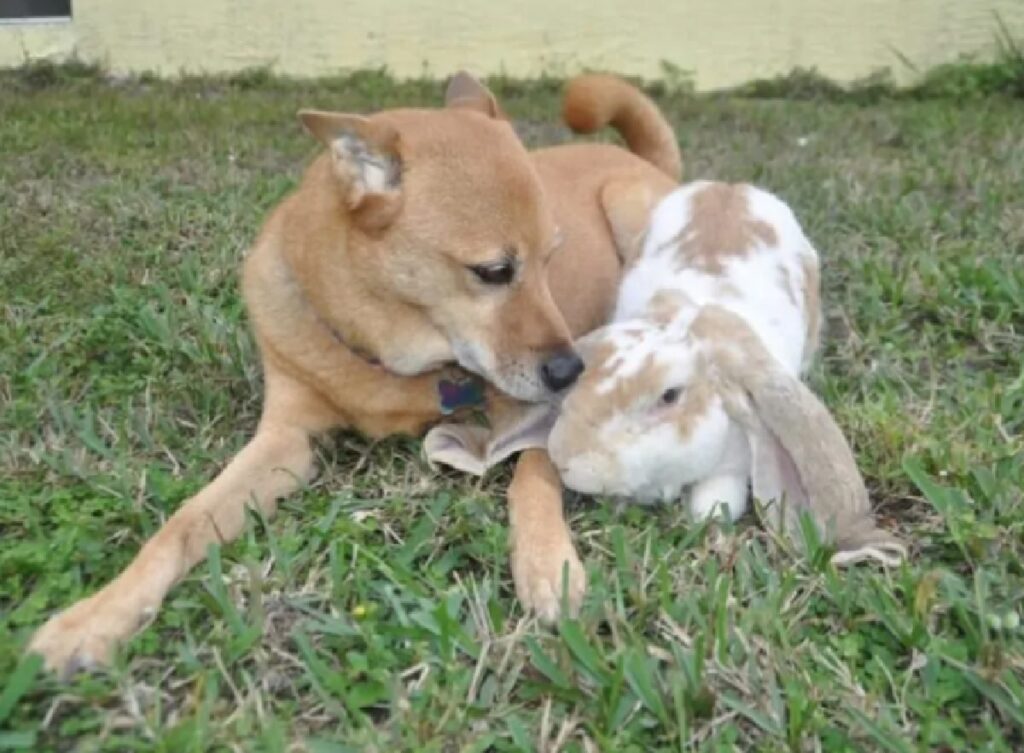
top-left (29, 73), bottom-right (680, 675)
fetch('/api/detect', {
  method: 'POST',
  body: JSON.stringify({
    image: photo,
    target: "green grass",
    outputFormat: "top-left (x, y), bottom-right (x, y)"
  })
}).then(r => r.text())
top-left (1, 65), bottom-right (1022, 752)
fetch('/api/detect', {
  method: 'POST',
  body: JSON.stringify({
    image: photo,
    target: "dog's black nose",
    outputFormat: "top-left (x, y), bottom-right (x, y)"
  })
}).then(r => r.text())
top-left (540, 350), bottom-right (584, 392)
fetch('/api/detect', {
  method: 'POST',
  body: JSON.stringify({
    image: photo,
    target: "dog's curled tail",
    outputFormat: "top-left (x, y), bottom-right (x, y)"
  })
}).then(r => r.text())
top-left (563, 74), bottom-right (682, 181)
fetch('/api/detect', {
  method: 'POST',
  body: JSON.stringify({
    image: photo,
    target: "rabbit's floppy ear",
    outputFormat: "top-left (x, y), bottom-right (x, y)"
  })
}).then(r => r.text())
top-left (692, 306), bottom-right (907, 567)
top-left (743, 414), bottom-right (809, 523)
top-left (573, 328), bottom-right (610, 366)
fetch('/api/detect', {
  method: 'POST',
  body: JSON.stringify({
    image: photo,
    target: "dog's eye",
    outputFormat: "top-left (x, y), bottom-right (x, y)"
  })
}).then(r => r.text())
top-left (660, 387), bottom-right (681, 405)
top-left (469, 255), bottom-right (516, 286)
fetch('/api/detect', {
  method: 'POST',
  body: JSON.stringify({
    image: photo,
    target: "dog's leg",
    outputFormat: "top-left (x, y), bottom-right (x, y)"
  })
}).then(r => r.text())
top-left (28, 368), bottom-right (337, 677)
top-left (508, 449), bottom-right (586, 622)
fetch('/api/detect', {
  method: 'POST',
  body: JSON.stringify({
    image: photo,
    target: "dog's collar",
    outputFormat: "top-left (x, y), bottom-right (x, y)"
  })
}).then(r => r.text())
top-left (319, 315), bottom-right (484, 415)
top-left (437, 375), bottom-right (485, 415)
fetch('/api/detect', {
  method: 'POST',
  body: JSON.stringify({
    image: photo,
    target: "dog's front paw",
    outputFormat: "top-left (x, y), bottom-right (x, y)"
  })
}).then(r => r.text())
top-left (28, 593), bottom-right (144, 678)
top-left (512, 533), bottom-right (586, 622)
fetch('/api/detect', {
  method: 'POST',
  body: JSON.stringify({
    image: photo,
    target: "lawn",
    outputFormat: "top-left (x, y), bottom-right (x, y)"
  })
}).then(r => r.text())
top-left (0, 64), bottom-right (1022, 752)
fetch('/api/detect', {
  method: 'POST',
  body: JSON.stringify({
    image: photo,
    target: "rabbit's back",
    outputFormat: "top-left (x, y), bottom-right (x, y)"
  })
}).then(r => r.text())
top-left (614, 181), bottom-right (818, 374)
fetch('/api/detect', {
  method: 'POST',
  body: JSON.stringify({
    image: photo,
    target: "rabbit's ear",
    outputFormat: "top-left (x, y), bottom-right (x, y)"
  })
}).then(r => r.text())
top-left (693, 305), bottom-right (907, 566)
top-left (743, 413), bottom-right (809, 524)
top-left (573, 328), bottom-right (610, 366)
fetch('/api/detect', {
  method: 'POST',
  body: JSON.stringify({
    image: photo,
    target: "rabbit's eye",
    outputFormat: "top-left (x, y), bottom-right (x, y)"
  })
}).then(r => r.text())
top-left (660, 388), bottom-right (681, 405)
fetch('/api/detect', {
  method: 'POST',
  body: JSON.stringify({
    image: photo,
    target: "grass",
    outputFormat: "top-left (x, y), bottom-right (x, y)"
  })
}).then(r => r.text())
top-left (1, 64), bottom-right (1022, 751)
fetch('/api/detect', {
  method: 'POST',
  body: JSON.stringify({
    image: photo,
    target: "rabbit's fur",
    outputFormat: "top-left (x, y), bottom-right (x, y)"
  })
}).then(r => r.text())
top-left (547, 181), bottom-right (906, 566)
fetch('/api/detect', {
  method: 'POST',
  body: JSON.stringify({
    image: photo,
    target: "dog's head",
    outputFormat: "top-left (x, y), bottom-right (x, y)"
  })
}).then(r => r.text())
top-left (298, 73), bottom-right (581, 402)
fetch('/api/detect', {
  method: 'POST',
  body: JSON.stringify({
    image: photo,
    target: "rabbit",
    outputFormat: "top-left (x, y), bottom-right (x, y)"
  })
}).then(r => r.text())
top-left (546, 180), bottom-right (907, 566)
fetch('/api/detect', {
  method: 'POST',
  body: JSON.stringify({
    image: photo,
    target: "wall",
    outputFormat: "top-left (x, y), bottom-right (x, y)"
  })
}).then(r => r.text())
top-left (2, 0), bottom-right (1022, 89)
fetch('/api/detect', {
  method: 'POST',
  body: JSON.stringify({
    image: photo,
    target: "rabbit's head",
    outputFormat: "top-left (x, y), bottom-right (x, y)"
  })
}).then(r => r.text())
top-left (550, 304), bottom-right (907, 565)
top-left (547, 307), bottom-right (733, 503)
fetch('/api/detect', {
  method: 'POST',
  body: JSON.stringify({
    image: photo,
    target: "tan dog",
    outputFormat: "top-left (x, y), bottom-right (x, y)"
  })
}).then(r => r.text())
top-left (29, 73), bottom-right (680, 676)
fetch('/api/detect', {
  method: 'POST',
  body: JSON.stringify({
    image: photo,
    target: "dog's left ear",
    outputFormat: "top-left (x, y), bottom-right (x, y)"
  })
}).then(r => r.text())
top-left (444, 71), bottom-right (507, 119)
top-left (298, 110), bottom-right (403, 231)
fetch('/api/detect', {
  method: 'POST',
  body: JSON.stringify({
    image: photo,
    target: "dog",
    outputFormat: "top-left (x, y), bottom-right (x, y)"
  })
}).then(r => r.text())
top-left (29, 73), bottom-right (680, 676)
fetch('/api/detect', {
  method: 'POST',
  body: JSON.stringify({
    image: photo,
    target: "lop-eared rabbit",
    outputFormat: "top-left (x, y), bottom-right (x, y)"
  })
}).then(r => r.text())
top-left (546, 181), bottom-right (906, 566)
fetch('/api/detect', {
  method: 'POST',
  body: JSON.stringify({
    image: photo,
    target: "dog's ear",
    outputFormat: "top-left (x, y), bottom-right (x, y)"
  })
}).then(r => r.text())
top-left (298, 110), bottom-right (403, 231)
top-left (600, 177), bottom-right (670, 266)
top-left (444, 71), bottom-right (507, 119)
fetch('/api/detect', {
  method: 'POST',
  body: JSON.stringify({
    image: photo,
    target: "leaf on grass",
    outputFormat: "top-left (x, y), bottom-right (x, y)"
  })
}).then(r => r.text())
top-left (0, 654), bottom-right (42, 725)
top-left (505, 714), bottom-right (531, 750)
top-left (559, 619), bottom-right (609, 685)
top-left (526, 637), bottom-right (569, 688)
top-left (963, 670), bottom-right (1024, 727)
top-left (847, 708), bottom-right (914, 753)
top-left (903, 459), bottom-right (969, 515)
top-left (719, 692), bottom-right (782, 737)
top-left (306, 739), bottom-right (361, 753)
top-left (204, 543), bottom-right (245, 634)
top-left (623, 647), bottom-right (667, 724)
top-left (0, 731), bottom-right (37, 750)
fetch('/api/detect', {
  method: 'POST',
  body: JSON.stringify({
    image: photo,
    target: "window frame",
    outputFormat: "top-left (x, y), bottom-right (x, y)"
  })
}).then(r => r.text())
top-left (0, 0), bottom-right (73, 25)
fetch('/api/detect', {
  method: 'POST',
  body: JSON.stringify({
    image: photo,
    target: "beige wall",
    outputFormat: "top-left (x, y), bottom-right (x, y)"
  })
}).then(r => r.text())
top-left (2, 0), bottom-right (1023, 89)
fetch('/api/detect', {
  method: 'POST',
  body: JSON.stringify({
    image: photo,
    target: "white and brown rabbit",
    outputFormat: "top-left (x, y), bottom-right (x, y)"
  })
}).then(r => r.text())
top-left (546, 181), bottom-right (906, 565)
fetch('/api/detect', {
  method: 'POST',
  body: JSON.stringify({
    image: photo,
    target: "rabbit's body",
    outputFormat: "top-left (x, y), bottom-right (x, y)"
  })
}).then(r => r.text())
top-left (614, 182), bottom-right (817, 377)
top-left (549, 181), bottom-right (817, 518)
top-left (548, 181), bottom-right (906, 565)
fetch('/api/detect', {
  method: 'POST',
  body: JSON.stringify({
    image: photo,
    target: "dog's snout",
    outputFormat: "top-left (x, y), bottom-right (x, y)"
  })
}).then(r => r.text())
top-left (540, 350), bottom-right (584, 392)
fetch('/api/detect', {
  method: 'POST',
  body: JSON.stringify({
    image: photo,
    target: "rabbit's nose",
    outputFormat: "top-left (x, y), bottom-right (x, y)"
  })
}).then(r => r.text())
top-left (540, 350), bottom-right (584, 392)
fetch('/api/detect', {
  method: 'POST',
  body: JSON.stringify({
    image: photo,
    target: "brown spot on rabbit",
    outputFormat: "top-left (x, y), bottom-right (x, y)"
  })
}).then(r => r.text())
top-left (646, 290), bottom-right (691, 326)
top-left (599, 353), bottom-right (667, 417)
top-left (666, 183), bottom-right (778, 273)
top-left (556, 340), bottom-right (672, 454)
top-left (673, 363), bottom-right (717, 442)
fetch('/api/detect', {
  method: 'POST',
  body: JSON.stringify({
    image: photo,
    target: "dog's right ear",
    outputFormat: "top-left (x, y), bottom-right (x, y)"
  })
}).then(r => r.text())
top-left (298, 110), bottom-right (403, 231)
top-left (444, 71), bottom-right (507, 119)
